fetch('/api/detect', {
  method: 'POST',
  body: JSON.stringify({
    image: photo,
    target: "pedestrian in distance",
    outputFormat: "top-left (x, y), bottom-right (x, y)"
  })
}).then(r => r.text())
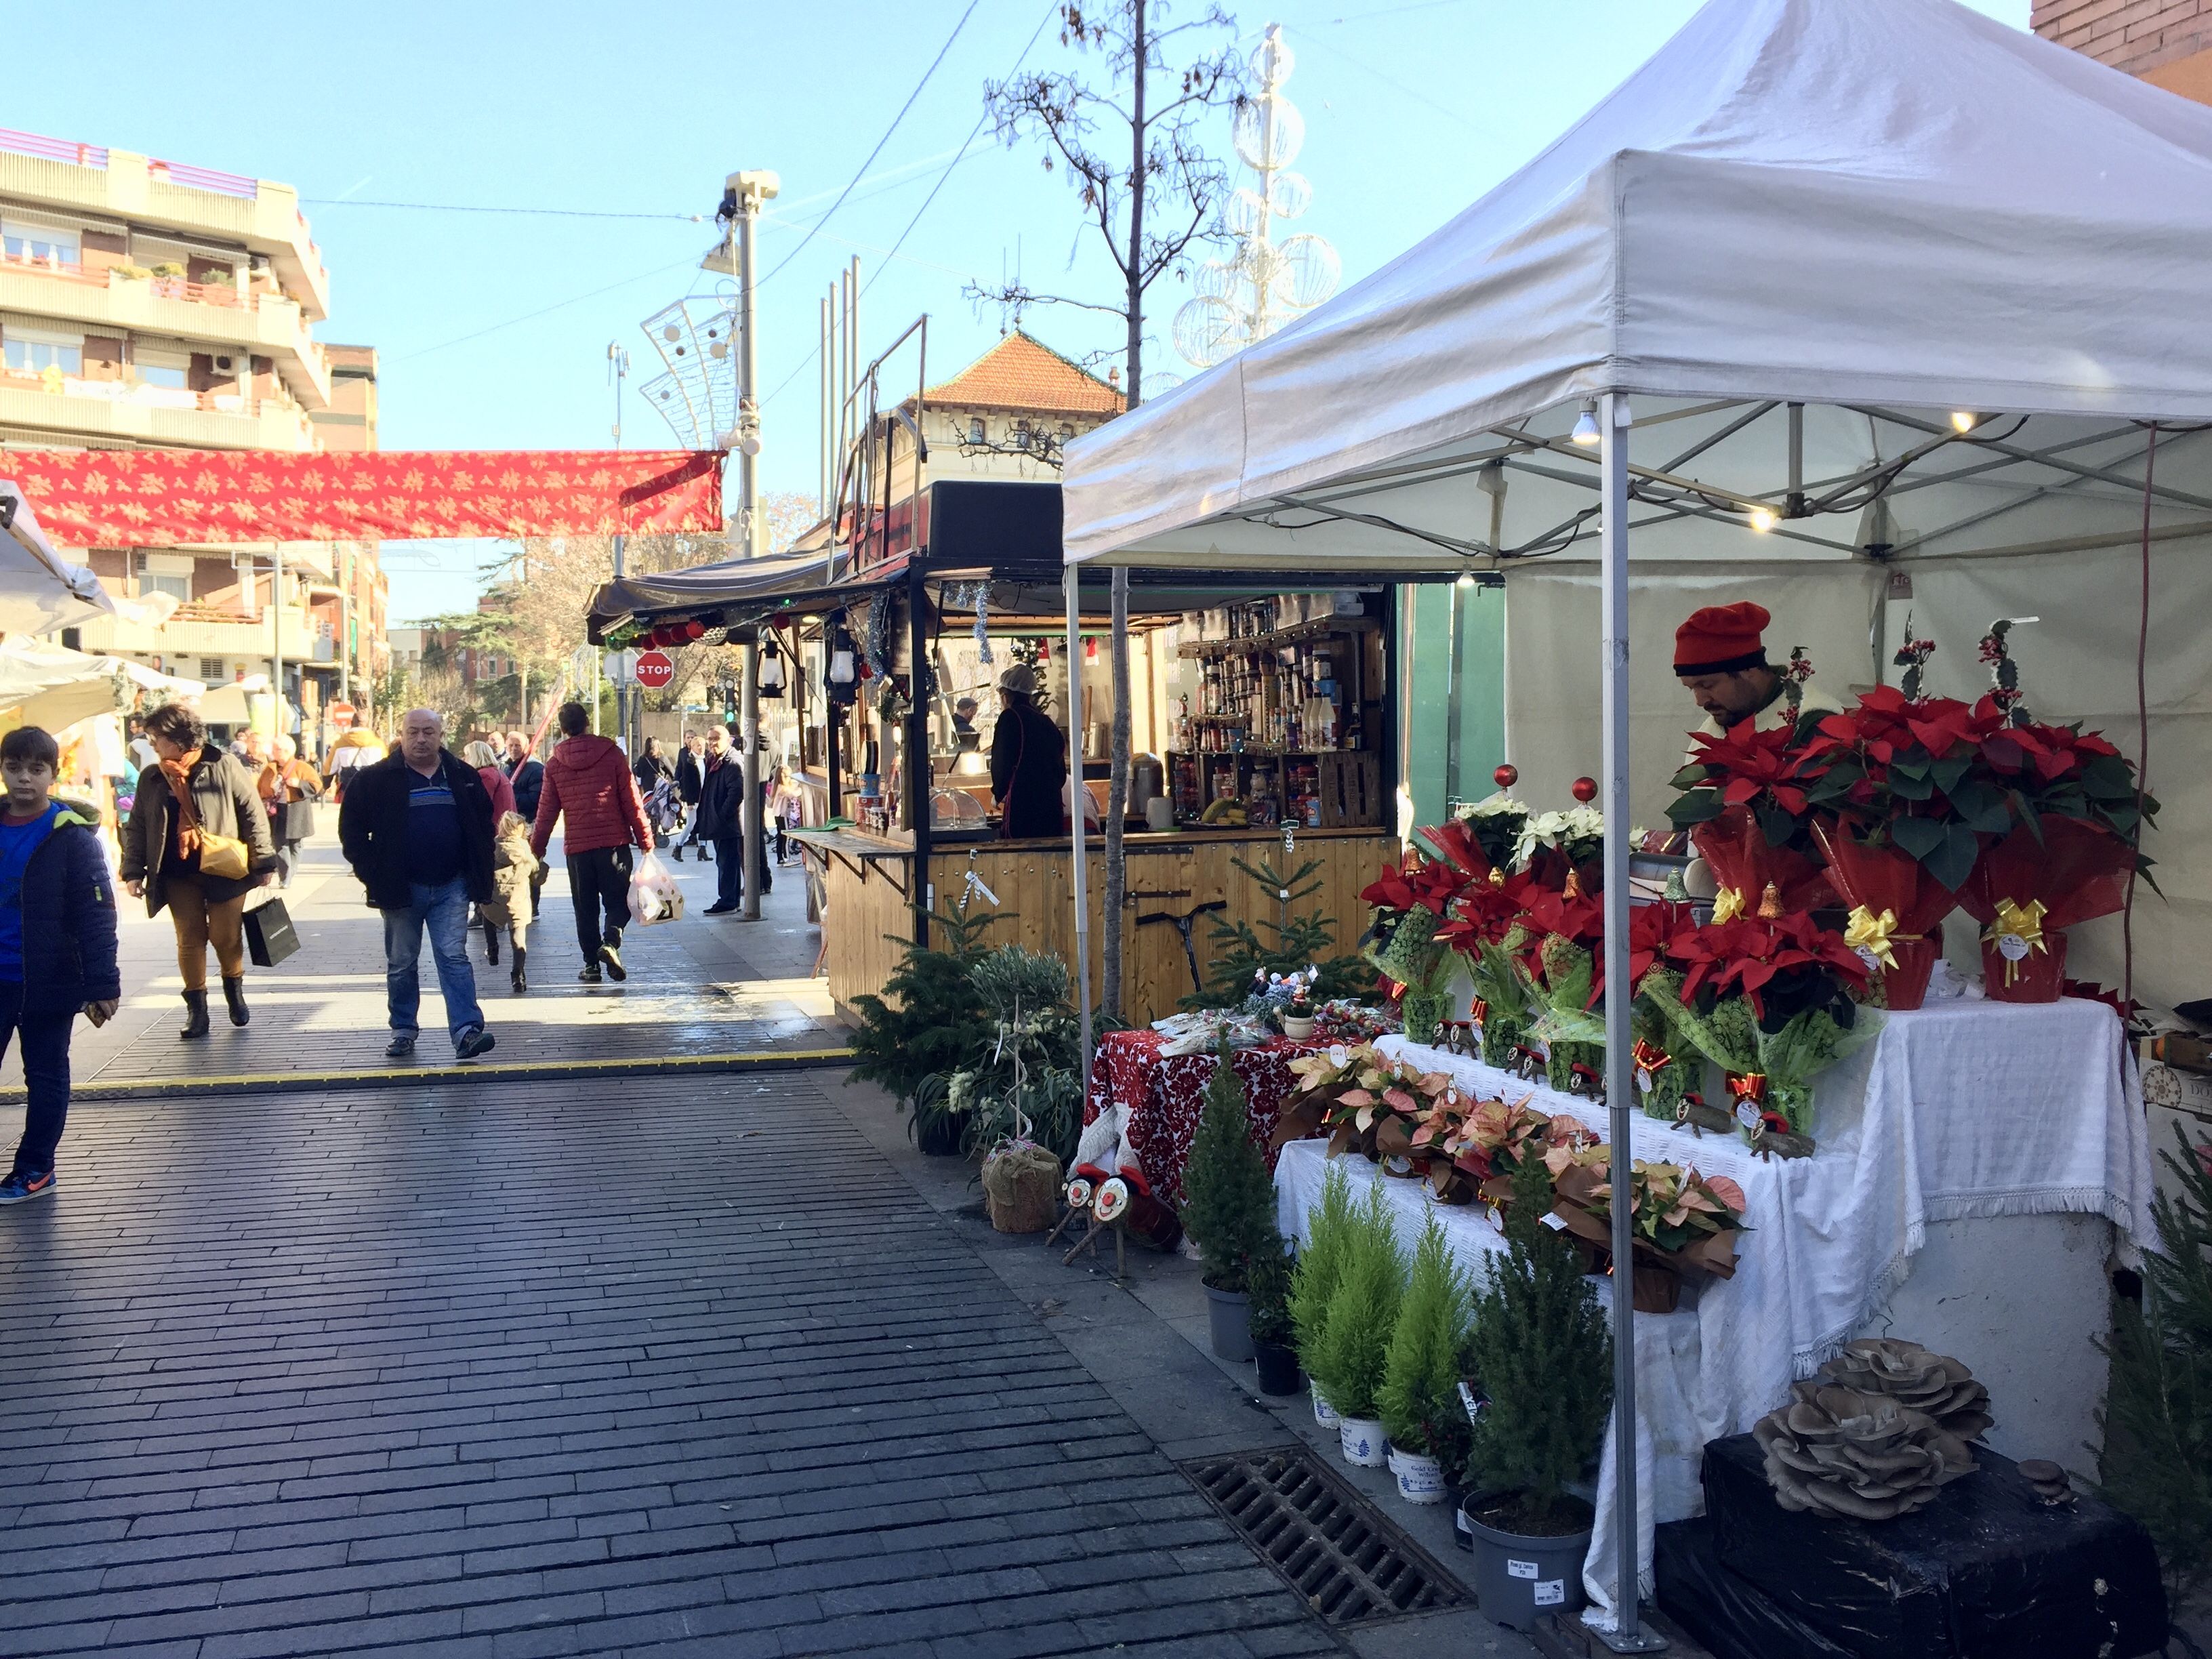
top-left (462, 739), bottom-right (517, 822)
top-left (0, 727), bottom-right (121, 1207)
top-left (695, 724), bottom-right (758, 915)
top-left (337, 708), bottom-right (498, 1062)
top-left (632, 737), bottom-right (672, 798)
top-left (484, 810), bottom-right (540, 994)
top-left (266, 735), bottom-right (323, 886)
top-left (672, 731), bottom-right (708, 863)
top-left (504, 730), bottom-right (545, 823)
top-left (121, 702), bottom-right (278, 1038)
top-left (769, 764), bottom-right (802, 866)
top-left (529, 702), bottom-right (652, 983)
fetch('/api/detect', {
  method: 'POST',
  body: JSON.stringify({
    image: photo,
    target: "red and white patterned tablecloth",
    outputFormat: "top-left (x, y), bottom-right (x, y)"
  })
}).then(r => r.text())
top-left (1082, 1029), bottom-right (1315, 1206)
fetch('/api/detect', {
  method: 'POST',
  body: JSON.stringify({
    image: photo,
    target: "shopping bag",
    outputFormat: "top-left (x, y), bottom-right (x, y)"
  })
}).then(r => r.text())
top-left (628, 851), bottom-right (684, 926)
top-left (243, 895), bottom-right (301, 967)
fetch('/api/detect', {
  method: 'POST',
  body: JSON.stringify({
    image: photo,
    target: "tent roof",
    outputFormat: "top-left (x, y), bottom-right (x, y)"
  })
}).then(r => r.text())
top-left (1061, 0), bottom-right (2212, 569)
top-left (0, 483), bottom-right (177, 635)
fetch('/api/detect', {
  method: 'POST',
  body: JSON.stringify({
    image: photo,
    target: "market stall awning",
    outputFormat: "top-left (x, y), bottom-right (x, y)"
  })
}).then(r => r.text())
top-left (0, 636), bottom-right (201, 733)
top-left (0, 483), bottom-right (179, 636)
top-left (588, 547), bottom-right (886, 644)
top-left (1061, 0), bottom-right (2212, 570)
top-left (3, 449), bottom-right (724, 546)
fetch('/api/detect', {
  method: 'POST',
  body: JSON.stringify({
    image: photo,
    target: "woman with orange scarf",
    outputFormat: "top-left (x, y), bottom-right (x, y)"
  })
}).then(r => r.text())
top-left (120, 703), bottom-right (277, 1038)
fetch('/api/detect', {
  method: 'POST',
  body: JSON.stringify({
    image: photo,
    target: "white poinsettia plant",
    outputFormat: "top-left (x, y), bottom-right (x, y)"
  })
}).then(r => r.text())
top-left (1514, 805), bottom-right (1606, 869)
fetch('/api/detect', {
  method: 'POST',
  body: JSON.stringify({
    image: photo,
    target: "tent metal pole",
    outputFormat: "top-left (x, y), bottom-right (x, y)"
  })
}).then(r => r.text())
top-left (1067, 563), bottom-right (1092, 1089)
top-left (1597, 390), bottom-right (1664, 1654)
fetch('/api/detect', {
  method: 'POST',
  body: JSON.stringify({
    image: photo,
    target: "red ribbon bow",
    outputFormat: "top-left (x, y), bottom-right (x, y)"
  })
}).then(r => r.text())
top-left (1725, 1071), bottom-right (1768, 1105)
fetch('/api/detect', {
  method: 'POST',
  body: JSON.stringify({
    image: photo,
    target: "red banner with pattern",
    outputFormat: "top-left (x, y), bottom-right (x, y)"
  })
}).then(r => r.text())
top-left (3, 449), bottom-right (723, 545)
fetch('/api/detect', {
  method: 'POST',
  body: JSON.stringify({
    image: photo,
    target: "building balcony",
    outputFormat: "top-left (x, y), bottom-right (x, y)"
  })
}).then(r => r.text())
top-left (0, 132), bottom-right (330, 321)
top-left (0, 255), bottom-right (331, 409)
top-left (0, 371), bottom-right (315, 452)
top-left (72, 603), bottom-right (321, 661)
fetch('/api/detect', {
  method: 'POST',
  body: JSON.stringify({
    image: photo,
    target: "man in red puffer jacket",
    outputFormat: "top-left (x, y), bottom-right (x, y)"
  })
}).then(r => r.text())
top-left (530, 703), bottom-right (652, 984)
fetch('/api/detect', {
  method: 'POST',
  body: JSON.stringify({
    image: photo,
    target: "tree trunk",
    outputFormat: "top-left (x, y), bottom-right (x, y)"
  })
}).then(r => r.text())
top-left (1101, 0), bottom-right (1150, 1025)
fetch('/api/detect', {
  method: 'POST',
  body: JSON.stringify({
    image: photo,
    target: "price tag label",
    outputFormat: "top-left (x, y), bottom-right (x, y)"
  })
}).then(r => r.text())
top-left (1998, 932), bottom-right (2031, 962)
top-left (1540, 1212), bottom-right (1569, 1231)
top-left (1534, 1579), bottom-right (1566, 1607)
top-left (1507, 1559), bottom-right (1539, 1580)
top-left (1735, 1101), bottom-right (1762, 1130)
top-left (1458, 1380), bottom-right (1486, 1425)
top-left (1635, 1068), bottom-right (1653, 1094)
top-left (1856, 945), bottom-right (1884, 972)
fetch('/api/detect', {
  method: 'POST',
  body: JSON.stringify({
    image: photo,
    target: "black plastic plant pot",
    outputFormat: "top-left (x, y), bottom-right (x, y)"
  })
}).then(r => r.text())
top-left (1462, 1499), bottom-right (1589, 1629)
top-left (1252, 1338), bottom-right (1303, 1395)
top-left (914, 1114), bottom-right (962, 1158)
top-left (1206, 1285), bottom-right (1254, 1362)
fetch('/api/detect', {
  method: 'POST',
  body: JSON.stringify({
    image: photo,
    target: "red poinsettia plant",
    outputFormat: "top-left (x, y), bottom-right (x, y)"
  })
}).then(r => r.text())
top-left (1668, 720), bottom-right (1835, 912)
top-left (1795, 687), bottom-right (2011, 892)
top-left (1666, 912), bottom-right (1873, 1020)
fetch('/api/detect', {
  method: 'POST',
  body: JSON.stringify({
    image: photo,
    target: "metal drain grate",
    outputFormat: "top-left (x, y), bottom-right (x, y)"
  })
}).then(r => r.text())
top-left (1182, 1446), bottom-right (1468, 1626)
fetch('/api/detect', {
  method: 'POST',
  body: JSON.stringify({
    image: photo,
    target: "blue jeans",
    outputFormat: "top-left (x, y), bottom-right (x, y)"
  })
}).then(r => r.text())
top-left (383, 878), bottom-right (486, 1050)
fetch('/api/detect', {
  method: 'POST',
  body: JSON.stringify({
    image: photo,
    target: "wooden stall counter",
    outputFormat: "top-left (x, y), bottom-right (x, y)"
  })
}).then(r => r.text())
top-left (811, 821), bottom-right (1397, 1027)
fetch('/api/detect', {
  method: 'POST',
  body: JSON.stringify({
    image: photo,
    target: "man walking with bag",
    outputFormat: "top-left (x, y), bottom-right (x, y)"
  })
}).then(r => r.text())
top-left (530, 703), bottom-right (652, 983)
top-left (338, 708), bottom-right (497, 1061)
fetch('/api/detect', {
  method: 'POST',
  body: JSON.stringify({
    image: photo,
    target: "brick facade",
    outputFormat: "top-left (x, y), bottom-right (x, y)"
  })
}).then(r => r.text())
top-left (2034, 0), bottom-right (2212, 81)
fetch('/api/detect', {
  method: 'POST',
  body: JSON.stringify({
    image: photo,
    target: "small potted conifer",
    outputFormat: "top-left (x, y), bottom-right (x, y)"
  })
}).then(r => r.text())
top-left (1183, 1048), bottom-right (1284, 1362)
top-left (1290, 1169), bottom-right (1357, 1427)
top-left (1307, 1183), bottom-right (1407, 1467)
top-left (1247, 1248), bottom-right (1303, 1394)
top-left (1378, 1213), bottom-right (1471, 1504)
top-left (1459, 1154), bottom-right (1612, 1627)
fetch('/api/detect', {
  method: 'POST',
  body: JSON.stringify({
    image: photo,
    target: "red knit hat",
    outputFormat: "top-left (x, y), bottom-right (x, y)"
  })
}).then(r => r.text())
top-left (1674, 602), bottom-right (1770, 674)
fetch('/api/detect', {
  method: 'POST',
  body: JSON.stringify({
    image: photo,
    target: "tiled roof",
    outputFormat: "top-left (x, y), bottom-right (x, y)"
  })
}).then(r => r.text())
top-left (922, 331), bottom-right (1126, 417)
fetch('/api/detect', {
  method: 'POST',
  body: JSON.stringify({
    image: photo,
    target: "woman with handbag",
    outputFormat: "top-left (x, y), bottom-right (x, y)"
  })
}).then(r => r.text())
top-left (120, 703), bottom-right (278, 1038)
top-left (266, 736), bottom-right (323, 886)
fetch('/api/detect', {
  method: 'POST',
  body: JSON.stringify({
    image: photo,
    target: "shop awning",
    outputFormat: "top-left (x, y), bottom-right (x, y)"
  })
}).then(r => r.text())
top-left (588, 546), bottom-right (889, 643)
top-left (0, 636), bottom-right (201, 733)
top-left (3, 449), bottom-right (724, 546)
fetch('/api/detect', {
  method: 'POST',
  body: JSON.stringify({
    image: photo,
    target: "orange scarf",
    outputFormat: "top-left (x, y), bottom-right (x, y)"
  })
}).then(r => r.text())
top-left (157, 748), bottom-right (205, 859)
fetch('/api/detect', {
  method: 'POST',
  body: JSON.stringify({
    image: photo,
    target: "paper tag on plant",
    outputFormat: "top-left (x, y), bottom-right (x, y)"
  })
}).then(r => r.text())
top-left (1540, 1212), bottom-right (1569, 1231)
top-left (1458, 1380), bottom-right (1486, 1425)
top-left (1635, 1069), bottom-right (1652, 1094)
top-left (1534, 1579), bottom-right (1565, 1606)
top-left (1507, 1560), bottom-right (1538, 1580)
top-left (1735, 1101), bottom-right (1762, 1130)
top-left (1998, 932), bottom-right (2031, 962)
top-left (1856, 945), bottom-right (1883, 972)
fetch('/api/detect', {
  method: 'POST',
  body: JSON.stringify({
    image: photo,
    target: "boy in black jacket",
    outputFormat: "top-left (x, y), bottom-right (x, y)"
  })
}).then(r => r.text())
top-left (0, 726), bottom-right (121, 1204)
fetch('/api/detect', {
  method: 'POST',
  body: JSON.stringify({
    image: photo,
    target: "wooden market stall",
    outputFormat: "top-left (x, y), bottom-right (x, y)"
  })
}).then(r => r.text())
top-left (590, 477), bottom-right (1409, 1025)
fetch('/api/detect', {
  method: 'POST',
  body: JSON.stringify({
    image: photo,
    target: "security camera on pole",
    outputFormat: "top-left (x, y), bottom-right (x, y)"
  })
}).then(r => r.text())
top-left (705, 169), bottom-right (777, 919)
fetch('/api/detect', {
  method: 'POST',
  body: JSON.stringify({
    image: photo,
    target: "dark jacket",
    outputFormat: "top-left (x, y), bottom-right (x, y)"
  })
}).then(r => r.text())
top-left (531, 733), bottom-right (651, 859)
top-left (989, 698), bottom-right (1068, 840)
top-left (120, 749), bottom-right (279, 913)
top-left (633, 750), bottom-right (673, 794)
top-left (13, 806), bottom-right (121, 1017)
top-left (674, 747), bottom-right (704, 805)
top-left (507, 755), bottom-right (545, 821)
top-left (337, 749), bottom-right (497, 909)
top-left (695, 750), bottom-right (750, 840)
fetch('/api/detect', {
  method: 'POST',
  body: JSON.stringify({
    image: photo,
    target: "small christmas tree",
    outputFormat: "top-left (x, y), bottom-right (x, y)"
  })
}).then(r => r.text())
top-left (1379, 1212), bottom-right (1474, 1465)
top-left (848, 900), bottom-right (1003, 1143)
top-left (1187, 851), bottom-right (1368, 1009)
top-left (1290, 1168), bottom-right (1357, 1375)
top-left (1308, 1183), bottom-right (1408, 1421)
top-left (2099, 1122), bottom-right (2212, 1616)
top-left (1182, 1046), bottom-right (1286, 1294)
top-left (1465, 1153), bottom-right (1612, 1532)
top-left (1249, 1248), bottom-right (1295, 1347)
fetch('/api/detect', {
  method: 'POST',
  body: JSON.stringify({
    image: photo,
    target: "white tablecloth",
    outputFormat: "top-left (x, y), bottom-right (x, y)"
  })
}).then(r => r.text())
top-left (1286, 1000), bottom-right (2155, 1620)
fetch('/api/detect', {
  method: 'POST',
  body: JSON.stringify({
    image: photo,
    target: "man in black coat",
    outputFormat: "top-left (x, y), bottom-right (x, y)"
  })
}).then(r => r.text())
top-left (339, 709), bottom-right (498, 1061)
top-left (989, 665), bottom-right (1069, 840)
top-left (695, 724), bottom-right (766, 914)
top-left (504, 731), bottom-right (545, 822)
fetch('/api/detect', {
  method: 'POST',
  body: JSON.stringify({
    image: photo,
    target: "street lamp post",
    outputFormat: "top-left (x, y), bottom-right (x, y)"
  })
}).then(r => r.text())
top-left (718, 169), bottom-right (777, 920)
top-left (608, 342), bottom-right (631, 753)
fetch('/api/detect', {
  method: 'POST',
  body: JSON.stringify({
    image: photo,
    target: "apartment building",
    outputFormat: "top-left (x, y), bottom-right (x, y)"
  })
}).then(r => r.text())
top-left (0, 126), bottom-right (388, 737)
top-left (2034, 0), bottom-right (2212, 104)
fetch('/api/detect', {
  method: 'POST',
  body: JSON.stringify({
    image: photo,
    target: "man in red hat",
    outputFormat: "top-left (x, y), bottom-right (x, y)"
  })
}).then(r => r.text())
top-left (1674, 600), bottom-right (1836, 739)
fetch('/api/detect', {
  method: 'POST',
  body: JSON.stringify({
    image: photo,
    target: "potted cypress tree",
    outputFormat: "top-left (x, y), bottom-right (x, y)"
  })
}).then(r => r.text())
top-left (1460, 1153), bottom-right (1613, 1628)
top-left (1247, 1248), bottom-right (1303, 1395)
top-left (1290, 1169), bottom-right (1357, 1428)
top-left (1183, 1048), bottom-right (1284, 1361)
top-left (1378, 1213), bottom-right (1472, 1504)
top-left (1307, 1183), bottom-right (1407, 1467)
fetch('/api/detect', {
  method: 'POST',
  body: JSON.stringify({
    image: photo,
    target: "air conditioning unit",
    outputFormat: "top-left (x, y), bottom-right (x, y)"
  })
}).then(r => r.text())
top-left (207, 354), bottom-right (238, 375)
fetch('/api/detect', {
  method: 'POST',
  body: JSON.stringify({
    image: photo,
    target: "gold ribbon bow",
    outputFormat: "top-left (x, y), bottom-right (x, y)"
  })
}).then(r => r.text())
top-left (1711, 886), bottom-right (1747, 924)
top-left (1843, 905), bottom-right (1906, 970)
top-left (1982, 897), bottom-right (2049, 986)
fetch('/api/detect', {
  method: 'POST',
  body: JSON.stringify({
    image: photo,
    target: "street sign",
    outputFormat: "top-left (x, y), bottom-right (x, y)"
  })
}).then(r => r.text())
top-left (329, 700), bottom-right (355, 731)
top-left (634, 650), bottom-right (676, 691)
top-left (607, 649), bottom-right (638, 682)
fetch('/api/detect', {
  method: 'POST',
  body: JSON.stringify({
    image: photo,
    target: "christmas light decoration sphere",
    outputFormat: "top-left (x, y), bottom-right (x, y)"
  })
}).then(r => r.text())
top-left (683, 619), bottom-right (707, 642)
top-left (1572, 776), bottom-right (1599, 803)
top-left (1493, 764), bottom-right (1519, 790)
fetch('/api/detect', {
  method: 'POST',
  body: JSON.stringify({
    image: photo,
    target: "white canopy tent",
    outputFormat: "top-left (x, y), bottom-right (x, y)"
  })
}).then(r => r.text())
top-left (0, 637), bottom-right (201, 734)
top-left (1061, 0), bottom-right (2212, 1641)
top-left (0, 480), bottom-right (178, 636)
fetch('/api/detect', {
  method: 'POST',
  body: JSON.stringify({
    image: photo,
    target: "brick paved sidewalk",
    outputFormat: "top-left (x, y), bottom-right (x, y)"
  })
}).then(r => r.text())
top-left (0, 1070), bottom-right (1349, 1658)
top-left (3, 834), bottom-right (840, 1092)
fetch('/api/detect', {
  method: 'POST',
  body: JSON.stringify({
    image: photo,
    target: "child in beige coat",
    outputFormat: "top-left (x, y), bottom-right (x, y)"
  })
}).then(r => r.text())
top-left (481, 811), bottom-right (542, 993)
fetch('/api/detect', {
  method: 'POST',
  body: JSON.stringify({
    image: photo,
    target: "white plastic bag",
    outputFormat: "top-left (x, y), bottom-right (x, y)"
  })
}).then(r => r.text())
top-left (628, 851), bottom-right (684, 926)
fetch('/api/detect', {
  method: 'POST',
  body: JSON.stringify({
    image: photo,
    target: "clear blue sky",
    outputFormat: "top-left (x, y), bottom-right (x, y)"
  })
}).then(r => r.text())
top-left (12, 0), bottom-right (2026, 621)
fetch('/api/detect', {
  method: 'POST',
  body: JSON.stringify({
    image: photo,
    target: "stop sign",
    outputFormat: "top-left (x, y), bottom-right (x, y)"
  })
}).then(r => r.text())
top-left (329, 700), bottom-right (355, 731)
top-left (633, 650), bottom-right (676, 691)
